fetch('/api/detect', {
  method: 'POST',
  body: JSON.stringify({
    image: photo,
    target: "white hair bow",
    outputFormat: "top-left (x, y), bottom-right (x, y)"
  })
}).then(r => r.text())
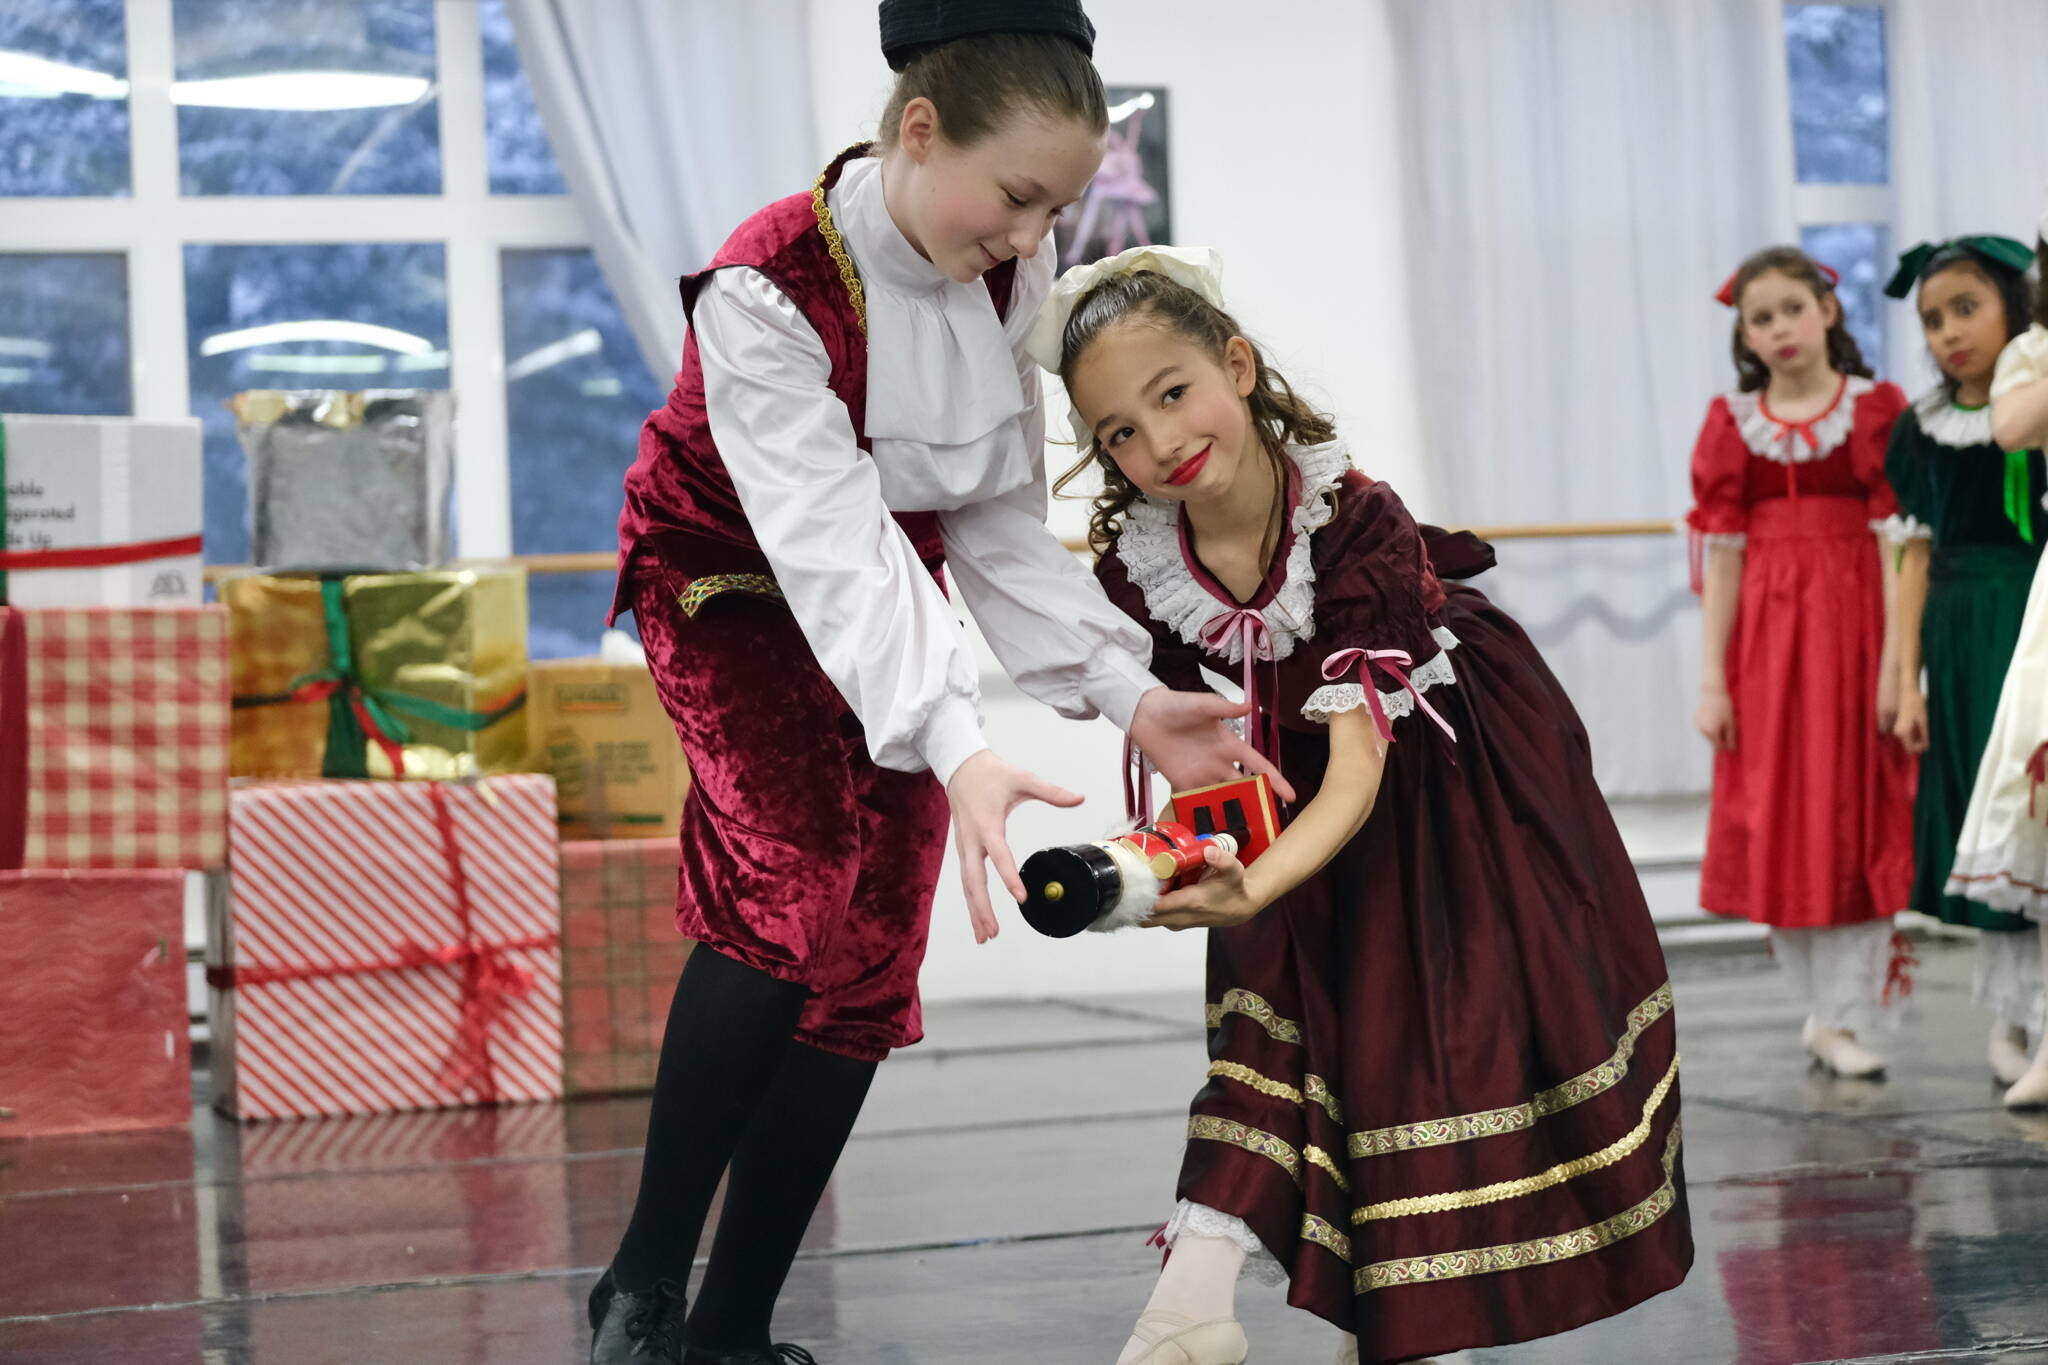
top-left (1023, 244), bottom-right (1227, 449)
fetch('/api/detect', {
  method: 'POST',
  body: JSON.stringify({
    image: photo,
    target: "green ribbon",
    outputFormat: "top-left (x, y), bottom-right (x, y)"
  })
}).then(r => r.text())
top-left (1885, 235), bottom-right (2036, 298)
top-left (235, 577), bottom-right (525, 778)
top-left (2006, 449), bottom-right (2037, 545)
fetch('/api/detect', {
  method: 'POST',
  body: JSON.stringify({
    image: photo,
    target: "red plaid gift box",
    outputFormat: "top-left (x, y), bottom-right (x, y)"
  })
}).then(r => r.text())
top-left (0, 606), bottom-right (229, 870)
top-left (560, 839), bottom-right (692, 1096)
top-left (0, 869), bottom-right (192, 1139)
top-left (210, 774), bottom-right (563, 1121)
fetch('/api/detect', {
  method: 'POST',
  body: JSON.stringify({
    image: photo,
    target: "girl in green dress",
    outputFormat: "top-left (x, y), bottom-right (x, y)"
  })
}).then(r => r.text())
top-left (1885, 235), bottom-right (2044, 1085)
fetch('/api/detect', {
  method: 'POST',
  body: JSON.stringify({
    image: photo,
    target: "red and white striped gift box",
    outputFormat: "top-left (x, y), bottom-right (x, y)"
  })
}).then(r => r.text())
top-left (211, 774), bottom-right (563, 1121)
top-left (0, 606), bottom-right (230, 870)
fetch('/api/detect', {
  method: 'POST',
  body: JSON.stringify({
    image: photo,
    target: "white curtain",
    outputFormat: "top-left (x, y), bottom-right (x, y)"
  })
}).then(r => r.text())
top-left (1388, 0), bottom-right (1795, 796)
top-left (1891, 0), bottom-right (2048, 391)
top-left (504, 0), bottom-right (818, 381)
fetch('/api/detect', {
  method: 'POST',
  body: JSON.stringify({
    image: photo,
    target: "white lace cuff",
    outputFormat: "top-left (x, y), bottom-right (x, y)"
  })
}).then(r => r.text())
top-left (1878, 514), bottom-right (1932, 545)
top-left (1699, 531), bottom-right (1747, 551)
top-left (1164, 1200), bottom-right (1287, 1286)
top-left (1301, 627), bottom-right (1459, 725)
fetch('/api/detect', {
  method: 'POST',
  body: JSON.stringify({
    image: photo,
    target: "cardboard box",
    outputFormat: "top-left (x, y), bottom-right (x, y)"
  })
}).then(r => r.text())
top-left (528, 659), bottom-right (688, 841)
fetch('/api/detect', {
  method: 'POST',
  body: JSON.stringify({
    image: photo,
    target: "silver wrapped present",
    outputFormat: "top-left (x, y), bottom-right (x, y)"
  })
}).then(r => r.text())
top-left (234, 390), bottom-right (455, 571)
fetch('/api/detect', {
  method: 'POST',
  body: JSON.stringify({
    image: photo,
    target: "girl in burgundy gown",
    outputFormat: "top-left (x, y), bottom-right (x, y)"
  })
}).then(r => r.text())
top-left (1029, 246), bottom-right (1692, 1364)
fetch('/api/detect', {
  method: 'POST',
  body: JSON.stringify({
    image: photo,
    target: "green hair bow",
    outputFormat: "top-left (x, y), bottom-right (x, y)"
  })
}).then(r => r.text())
top-left (1884, 235), bottom-right (2036, 299)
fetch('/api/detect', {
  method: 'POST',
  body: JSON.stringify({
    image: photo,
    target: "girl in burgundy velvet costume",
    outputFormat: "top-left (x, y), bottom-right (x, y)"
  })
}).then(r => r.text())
top-left (588, 6), bottom-right (1281, 1364)
top-left (1033, 248), bottom-right (1692, 1365)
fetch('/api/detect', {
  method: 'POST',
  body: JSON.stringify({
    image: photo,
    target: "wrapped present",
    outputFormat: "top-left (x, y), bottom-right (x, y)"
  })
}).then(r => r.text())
top-left (528, 659), bottom-right (690, 841)
top-left (0, 870), bottom-right (192, 1138)
top-left (0, 414), bottom-right (204, 608)
top-left (209, 774), bottom-right (563, 1121)
top-left (0, 606), bottom-right (230, 870)
top-left (224, 567), bottom-right (529, 781)
top-left (232, 389), bottom-right (455, 571)
top-left (560, 839), bottom-right (691, 1096)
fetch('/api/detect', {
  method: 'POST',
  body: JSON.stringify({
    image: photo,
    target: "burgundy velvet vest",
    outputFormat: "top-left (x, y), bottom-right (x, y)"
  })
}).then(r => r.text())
top-left (611, 146), bottom-right (1016, 621)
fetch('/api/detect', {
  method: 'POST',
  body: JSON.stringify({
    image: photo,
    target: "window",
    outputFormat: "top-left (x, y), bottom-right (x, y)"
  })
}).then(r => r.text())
top-left (480, 0), bottom-right (566, 195)
top-left (1, 0), bottom-right (651, 657)
top-left (0, 253), bottom-right (131, 415)
top-left (501, 248), bottom-right (663, 657)
top-left (171, 0), bottom-right (442, 196)
top-left (0, 0), bottom-right (131, 196)
top-left (1784, 3), bottom-right (1894, 371)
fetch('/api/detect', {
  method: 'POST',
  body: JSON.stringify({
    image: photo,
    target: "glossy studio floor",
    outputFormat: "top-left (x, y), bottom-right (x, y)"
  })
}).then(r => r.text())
top-left (5, 935), bottom-right (2048, 1365)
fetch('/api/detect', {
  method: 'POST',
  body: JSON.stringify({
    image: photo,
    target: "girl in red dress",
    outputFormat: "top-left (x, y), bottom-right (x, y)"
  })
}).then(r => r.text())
top-left (1687, 246), bottom-right (1915, 1079)
top-left (1036, 247), bottom-right (1691, 1365)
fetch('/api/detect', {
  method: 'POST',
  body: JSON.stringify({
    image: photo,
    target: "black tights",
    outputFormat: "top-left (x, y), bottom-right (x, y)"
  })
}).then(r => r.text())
top-left (610, 947), bottom-right (879, 1351)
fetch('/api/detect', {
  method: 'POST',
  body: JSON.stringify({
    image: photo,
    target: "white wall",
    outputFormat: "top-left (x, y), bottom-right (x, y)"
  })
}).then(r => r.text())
top-left (803, 1), bottom-right (1425, 1001)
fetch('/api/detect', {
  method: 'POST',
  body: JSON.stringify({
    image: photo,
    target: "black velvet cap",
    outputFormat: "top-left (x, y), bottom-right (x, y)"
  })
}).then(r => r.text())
top-left (879, 0), bottom-right (1096, 71)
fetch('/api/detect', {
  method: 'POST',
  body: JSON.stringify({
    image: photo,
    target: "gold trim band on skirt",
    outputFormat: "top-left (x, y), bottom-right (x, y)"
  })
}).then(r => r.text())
top-left (1301, 1213), bottom-right (1353, 1263)
top-left (1208, 1061), bottom-right (1346, 1126)
top-left (1188, 1115), bottom-right (1350, 1193)
top-left (1354, 1118), bottom-right (1685, 1295)
top-left (1348, 982), bottom-right (1674, 1159)
top-left (1204, 988), bottom-right (1303, 1045)
top-left (1350, 1054), bottom-right (1680, 1223)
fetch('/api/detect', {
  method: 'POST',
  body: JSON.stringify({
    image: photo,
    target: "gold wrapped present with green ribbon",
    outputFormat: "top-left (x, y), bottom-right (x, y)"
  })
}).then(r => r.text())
top-left (224, 568), bottom-right (530, 781)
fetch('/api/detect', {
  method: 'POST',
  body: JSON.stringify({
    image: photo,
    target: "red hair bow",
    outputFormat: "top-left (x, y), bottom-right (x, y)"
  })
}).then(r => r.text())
top-left (1715, 260), bottom-right (1839, 308)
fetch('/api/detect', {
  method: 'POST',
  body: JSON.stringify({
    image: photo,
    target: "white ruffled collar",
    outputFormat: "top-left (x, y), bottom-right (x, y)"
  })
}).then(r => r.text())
top-left (1913, 385), bottom-right (1997, 450)
top-left (832, 157), bottom-right (1030, 446)
top-left (1724, 374), bottom-right (1875, 463)
top-left (1116, 439), bottom-right (1352, 664)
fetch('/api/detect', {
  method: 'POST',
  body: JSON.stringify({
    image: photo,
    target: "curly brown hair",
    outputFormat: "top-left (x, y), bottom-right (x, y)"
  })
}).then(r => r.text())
top-left (876, 32), bottom-right (1107, 151)
top-left (1050, 270), bottom-right (1337, 558)
top-left (1727, 245), bottom-right (1874, 393)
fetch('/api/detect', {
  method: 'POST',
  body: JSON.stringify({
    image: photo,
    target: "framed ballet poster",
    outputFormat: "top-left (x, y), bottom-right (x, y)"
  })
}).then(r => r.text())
top-left (1056, 86), bottom-right (1171, 273)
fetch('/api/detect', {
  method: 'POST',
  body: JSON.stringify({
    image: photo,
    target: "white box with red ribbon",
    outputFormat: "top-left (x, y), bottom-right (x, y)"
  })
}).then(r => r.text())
top-left (208, 774), bottom-right (564, 1121)
top-left (0, 414), bottom-right (205, 609)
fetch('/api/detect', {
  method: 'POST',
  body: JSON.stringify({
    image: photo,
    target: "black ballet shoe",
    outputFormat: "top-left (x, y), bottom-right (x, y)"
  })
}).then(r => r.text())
top-left (590, 1268), bottom-right (689, 1364)
top-left (683, 1345), bottom-right (820, 1364)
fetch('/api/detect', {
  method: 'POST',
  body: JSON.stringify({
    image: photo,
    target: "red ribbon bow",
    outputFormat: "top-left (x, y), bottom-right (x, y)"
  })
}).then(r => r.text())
top-left (287, 676), bottom-right (410, 778)
top-left (1320, 647), bottom-right (1457, 745)
top-left (1715, 260), bottom-right (1839, 307)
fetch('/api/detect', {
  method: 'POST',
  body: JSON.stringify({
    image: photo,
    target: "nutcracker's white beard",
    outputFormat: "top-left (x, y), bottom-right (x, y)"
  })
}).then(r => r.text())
top-left (1088, 837), bottom-right (1163, 933)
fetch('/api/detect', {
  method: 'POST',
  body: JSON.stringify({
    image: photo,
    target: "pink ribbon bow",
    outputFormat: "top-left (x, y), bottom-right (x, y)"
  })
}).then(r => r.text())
top-left (1123, 606), bottom-right (1284, 824)
top-left (1321, 647), bottom-right (1457, 745)
top-left (1204, 605), bottom-right (1285, 772)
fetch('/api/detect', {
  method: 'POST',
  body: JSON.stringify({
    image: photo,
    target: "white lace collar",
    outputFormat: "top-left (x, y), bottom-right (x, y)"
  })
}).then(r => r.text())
top-left (1913, 385), bottom-right (1997, 450)
top-left (831, 157), bottom-right (1035, 447)
top-left (1723, 374), bottom-right (1876, 463)
top-left (1116, 439), bottom-right (1352, 664)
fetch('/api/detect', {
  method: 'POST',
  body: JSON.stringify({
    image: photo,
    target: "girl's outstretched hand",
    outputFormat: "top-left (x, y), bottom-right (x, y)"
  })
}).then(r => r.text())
top-left (946, 749), bottom-right (1084, 943)
top-left (1144, 843), bottom-right (1262, 931)
top-left (1131, 686), bottom-right (1298, 803)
